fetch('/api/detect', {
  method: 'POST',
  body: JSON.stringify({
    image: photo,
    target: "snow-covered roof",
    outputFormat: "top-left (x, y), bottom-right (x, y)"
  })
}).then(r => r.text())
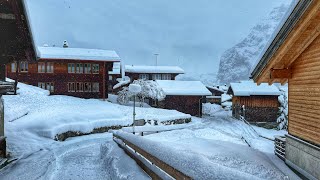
top-left (125, 65), bottom-right (184, 74)
top-left (206, 86), bottom-right (224, 93)
top-left (156, 80), bottom-right (211, 96)
top-left (37, 46), bottom-right (121, 61)
top-left (229, 81), bottom-right (281, 96)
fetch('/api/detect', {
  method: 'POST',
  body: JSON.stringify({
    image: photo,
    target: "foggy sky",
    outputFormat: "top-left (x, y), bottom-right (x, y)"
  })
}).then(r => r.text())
top-left (25, 0), bottom-right (290, 75)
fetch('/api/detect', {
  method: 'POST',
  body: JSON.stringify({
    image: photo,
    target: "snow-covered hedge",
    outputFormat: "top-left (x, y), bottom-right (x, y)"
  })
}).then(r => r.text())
top-left (277, 87), bottom-right (288, 130)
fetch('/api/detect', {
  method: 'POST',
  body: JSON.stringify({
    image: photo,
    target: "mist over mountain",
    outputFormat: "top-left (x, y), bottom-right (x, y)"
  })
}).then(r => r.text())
top-left (217, 2), bottom-right (291, 84)
top-left (25, 0), bottom-right (288, 81)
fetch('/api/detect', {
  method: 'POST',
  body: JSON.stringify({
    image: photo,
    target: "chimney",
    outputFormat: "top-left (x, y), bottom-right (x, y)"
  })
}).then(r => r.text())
top-left (63, 40), bottom-right (69, 48)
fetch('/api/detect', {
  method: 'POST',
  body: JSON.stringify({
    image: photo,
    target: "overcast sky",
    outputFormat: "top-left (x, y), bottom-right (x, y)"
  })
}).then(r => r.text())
top-left (25, 0), bottom-right (291, 74)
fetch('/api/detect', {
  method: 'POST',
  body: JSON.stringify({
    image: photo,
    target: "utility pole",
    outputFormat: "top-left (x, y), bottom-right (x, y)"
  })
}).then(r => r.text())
top-left (154, 53), bottom-right (159, 66)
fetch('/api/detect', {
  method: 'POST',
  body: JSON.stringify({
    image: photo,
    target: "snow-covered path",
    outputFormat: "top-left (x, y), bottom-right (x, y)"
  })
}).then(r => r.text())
top-left (0, 134), bottom-right (149, 180)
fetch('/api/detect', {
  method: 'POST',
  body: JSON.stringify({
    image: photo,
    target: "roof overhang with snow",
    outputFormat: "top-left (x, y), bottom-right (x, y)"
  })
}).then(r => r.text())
top-left (125, 65), bottom-right (184, 74)
top-left (251, 0), bottom-right (320, 85)
top-left (156, 80), bottom-right (211, 96)
top-left (228, 81), bottom-right (281, 97)
top-left (0, 0), bottom-right (37, 64)
top-left (37, 46), bottom-right (121, 62)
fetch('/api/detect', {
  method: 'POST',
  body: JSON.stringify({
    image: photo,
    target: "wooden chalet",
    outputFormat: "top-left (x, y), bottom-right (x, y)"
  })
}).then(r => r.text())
top-left (251, 0), bottom-right (320, 179)
top-left (6, 46), bottom-right (121, 99)
top-left (206, 86), bottom-right (225, 104)
top-left (156, 80), bottom-right (211, 117)
top-left (125, 65), bottom-right (184, 81)
top-left (227, 81), bottom-right (281, 127)
top-left (0, 0), bottom-right (36, 157)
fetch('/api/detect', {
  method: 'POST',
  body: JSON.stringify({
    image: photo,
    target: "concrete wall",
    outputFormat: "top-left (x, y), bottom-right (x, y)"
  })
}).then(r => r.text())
top-left (285, 134), bottom-right (320, 180)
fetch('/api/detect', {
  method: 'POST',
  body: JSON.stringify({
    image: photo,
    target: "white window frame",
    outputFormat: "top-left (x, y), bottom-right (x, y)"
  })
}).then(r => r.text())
top-left (84, 82), bottom-right (92, 92)
top-left (139, 74), bottom-right (149, 80)
top-left (38, 62), bottom-right (46, 73)
top-left (162, 74), bottom-right (172, 80)
top-left (152, 74), bottom-right (161, 80)
top-left (68, 82), bottom-right (76, 92)
top-left (84, 64), bottom-right (91, 74)
top-left (76, 82), bottom-right (84, 92)
top-left (46, 62), bottom-right (54, 73)
top-left (92, 82), bottom-right (99, 92)
top-left (68, 63), bottom-right (75, 73)
top-left (46, 82), bottom-right (54, 92)
top-left (20, 61), bottom-right (28, 72)
top-left (92, 64), bottom-right (99, 74)
top-left (11, 62), bottom-right (17, 72)
top-left (76, 63), bottom-right (83, 74)
top-left (38, 82), bottom-right (45, 89)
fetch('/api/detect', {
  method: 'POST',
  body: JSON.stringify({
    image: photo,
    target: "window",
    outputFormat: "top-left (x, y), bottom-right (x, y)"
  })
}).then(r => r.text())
top-left (108, 84), bottom-right (113, 91)
top-left (11, 62), bottom-right (17, 72)
top-left (76, 63), bottom-right (83, 74)
top-left (46, 82), bottom-right (54, 92)
top-left (38, 62), bottom-right (46, 73)
top-left (84, 64), bottom-right (91, 74)
top-left (20, 61), bottom-right (28, 72)
top-left (162, 74), bottom-right (172, 80)
top-left (152, 74), bottom-right (161, 80)
top-left (38, 82), bottom-right (45, 89)
top-left (139, 74), bottom-right (149, 80)
top-left (109, 75), bottom-right (113, 81)
top-left (68, 63), bottom-right (75, 73)
top-left (76, 82), bottom-right (84, 92)
top-left (47, 62), bottom-right (54, 73)
top-left (68, 82), bottom-right (76, 92)
top-left (84, 82), bottom-right (92, 92)
top-left (92, 83), bottom-right (99, 92)
top-left (92, 64), bottom-right (99, 74)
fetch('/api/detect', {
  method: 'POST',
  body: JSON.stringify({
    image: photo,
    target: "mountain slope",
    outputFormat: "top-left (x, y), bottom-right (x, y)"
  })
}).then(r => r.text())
top-left (217, 3), bottom-right (291, 84)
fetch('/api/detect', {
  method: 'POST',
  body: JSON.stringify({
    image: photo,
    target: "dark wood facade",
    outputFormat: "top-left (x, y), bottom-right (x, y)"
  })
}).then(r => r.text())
top-left (231, 95), bottom-right (279, 123)
top-left (0, 0), bottom-right (36, 80)
top-left (158, 95), bottom-right (205, 117)
top-left (6, 59), bottom-right (116, 99)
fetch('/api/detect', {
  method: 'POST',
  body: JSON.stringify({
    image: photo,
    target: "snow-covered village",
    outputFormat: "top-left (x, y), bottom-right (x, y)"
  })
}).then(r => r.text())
top-left (0, 0), bottom-right (319, 179)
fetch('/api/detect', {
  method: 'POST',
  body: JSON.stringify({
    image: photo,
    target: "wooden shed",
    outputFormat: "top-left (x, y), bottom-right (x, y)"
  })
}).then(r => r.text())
top-left (251, 0), bottom-right (320, 179)
top-left (156, 80), bottom-right (211, 117)
top-left (227, 81), bottom-right (281, 126)
top-left (206, 86), bottom-right (224, 104)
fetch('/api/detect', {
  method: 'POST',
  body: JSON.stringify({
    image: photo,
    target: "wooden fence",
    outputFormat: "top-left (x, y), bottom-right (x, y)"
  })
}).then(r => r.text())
top-left (113, 133), bottom-right (192, 180)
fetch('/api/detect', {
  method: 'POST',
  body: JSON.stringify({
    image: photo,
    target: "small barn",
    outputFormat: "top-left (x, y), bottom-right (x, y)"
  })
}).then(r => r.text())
top-left (251, 1), bottom-right (320, 178)
top-left (156, 80), bottom-right (211, 117)
top-left (227, 81), bottom-right (281, 126)
top-left (206, 86), bottom-right (224, 104)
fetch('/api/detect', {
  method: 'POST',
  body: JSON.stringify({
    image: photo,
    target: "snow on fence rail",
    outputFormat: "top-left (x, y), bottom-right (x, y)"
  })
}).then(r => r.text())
top-left (113, 131), bottom-right (191, 179)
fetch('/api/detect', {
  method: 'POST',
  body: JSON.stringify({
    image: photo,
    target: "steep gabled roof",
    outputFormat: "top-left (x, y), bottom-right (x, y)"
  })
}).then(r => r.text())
top-left (251, 0), bottom-right (320, 84)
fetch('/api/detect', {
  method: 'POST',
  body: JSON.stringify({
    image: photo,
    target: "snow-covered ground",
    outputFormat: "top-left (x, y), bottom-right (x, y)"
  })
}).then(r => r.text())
top-left (0, 82), bottom-right (300, 179)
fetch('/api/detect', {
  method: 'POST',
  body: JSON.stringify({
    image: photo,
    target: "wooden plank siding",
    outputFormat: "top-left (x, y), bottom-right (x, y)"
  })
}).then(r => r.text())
top-left (232, 96), bottom-right (279, 108)
top-left (289, 34), bottom-right (320, 146)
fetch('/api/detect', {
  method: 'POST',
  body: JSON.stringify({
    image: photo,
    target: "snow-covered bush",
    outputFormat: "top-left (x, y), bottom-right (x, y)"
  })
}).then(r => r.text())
top-left (117, 80), bottom-right (166, 105)
top-left (277, 87), bottom-right (288, 130)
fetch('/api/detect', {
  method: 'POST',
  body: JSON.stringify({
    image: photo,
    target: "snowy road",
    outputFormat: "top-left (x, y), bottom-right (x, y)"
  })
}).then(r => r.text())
top-left (0, 134), bottom-right (150, 180)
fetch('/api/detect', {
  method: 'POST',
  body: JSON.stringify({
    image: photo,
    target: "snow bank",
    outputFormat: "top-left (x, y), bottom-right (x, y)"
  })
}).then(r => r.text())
top-left (125, 65), bottom-right (184, 74)
top-left (4, 82), bottom-right (190, 139)
top-left (114, 131), bottom-right (286, 179)
top-left (202, 103), bottom-right (223, 116)
top-left (156, 80), bottom-right (211, 96)
top-left (38, 46), bottom-right (121, 61)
